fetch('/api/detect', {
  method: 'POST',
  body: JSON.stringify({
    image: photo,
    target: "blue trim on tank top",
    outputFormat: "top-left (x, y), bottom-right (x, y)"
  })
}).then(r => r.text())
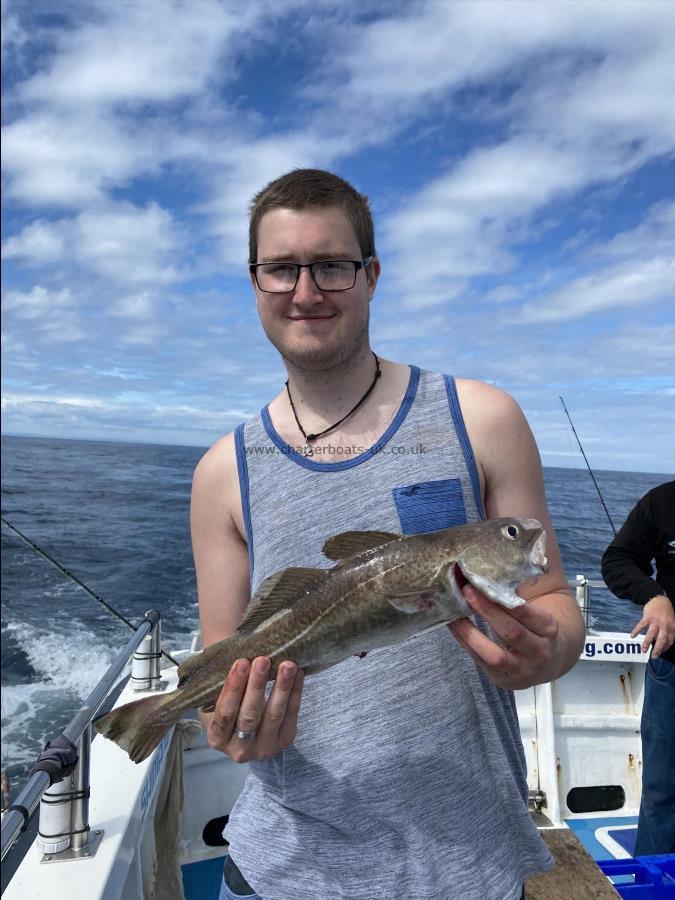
top-left (260, 365), bottom-right (421, 472)
top-left (234, 423), bottom-right (254, 589)
top-left (443, 375), bottom-right (486, 519)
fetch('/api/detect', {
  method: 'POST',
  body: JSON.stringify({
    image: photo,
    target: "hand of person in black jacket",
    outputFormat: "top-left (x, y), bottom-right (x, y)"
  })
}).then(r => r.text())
top-left (631, 594), bottom-right (675, 657)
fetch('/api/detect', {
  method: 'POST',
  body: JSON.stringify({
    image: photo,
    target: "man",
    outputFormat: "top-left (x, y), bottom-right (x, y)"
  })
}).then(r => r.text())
top-left (601, 481), bottom-right (675, 856)
top-left (191, 169), bottom-right (586, 900)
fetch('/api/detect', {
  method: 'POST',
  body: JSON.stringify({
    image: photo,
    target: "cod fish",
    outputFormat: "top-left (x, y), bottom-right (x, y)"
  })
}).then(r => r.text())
top-left (95, 517), bottom-right (548, 763)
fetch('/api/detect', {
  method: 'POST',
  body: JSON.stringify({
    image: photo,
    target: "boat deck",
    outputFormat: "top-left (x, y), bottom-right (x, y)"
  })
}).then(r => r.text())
top-left (566, 816), bottom-right (638, 860)
top-left (182, 855), bottom-right (226, 900)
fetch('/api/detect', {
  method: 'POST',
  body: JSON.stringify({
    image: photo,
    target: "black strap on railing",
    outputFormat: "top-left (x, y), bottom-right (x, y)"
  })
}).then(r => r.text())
top-left (4, 805), bottom-right (30, 832)
top-left (40, 788), bottom-right (90, 805)
top-left (38, 825), bottom-right (90, 840)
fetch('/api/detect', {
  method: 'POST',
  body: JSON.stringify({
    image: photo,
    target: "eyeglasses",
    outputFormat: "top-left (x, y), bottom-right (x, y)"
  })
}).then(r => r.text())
top-left (250, 257), bottom-right (373, 293)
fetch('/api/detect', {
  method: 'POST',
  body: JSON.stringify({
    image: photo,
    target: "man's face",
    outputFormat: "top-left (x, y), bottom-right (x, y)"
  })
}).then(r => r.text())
top-left (251, 206), bottom-right (379, 372)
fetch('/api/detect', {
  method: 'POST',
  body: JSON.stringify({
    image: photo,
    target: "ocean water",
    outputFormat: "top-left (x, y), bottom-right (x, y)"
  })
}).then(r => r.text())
top-left (1, 434), bottom-right (671, 797)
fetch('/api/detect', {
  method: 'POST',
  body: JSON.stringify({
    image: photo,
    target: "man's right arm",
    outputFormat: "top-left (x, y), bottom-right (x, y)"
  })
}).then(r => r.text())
top-left (601, 493), bottom-right (674, 657)
top-left (601, 496), bottom-right (662, 606)
top-left (190, 433), bottom-right (304, 762)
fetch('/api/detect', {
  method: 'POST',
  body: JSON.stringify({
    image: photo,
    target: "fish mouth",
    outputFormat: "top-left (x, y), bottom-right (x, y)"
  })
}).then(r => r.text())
top-left (528, 530), bottom-right (548, 573)
top-left (451, 561), bottom-right (525, 610)
top-left (449, 562), bottom-right (479, 611)
top-left (453, 562), bottom-right (470, 593)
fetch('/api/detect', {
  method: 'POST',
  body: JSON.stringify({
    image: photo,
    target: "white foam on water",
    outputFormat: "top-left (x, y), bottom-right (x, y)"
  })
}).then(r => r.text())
top-left (4, 621), bottom-right (115, 698)
top-left (1, 683), bottom-right (61, 767)
top-left (1, 622), bottom-right (117, 777)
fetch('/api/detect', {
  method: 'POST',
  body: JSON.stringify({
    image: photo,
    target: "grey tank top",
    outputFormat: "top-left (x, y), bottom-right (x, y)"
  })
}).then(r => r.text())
top-left (226, 368), bottom-right (552, 900)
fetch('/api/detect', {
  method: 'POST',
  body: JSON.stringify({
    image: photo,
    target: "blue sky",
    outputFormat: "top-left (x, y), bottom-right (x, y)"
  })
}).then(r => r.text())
top-left (2, 0), bottom-right (674, 473)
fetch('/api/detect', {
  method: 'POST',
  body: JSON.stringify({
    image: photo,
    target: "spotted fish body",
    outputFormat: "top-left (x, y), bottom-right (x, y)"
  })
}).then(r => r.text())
top-left (95, 517), bottom-right (548, 762)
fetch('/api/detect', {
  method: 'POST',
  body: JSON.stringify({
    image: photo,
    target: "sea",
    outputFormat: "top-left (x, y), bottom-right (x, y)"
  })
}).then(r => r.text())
top-left (1, 433), bottom-right (672, 798)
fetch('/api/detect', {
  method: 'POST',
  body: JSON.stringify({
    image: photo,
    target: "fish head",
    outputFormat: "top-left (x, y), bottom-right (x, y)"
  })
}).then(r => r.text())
top-left (449, 517), bottom-right (548, 610)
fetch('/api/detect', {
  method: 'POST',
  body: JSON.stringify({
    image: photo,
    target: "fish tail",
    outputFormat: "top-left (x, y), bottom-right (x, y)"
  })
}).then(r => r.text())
top-left (94, 694), bottom-right (176, 764)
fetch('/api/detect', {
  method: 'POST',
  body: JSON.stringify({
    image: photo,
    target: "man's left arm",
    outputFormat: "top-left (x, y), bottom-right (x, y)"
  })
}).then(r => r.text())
top-left (449, 381), bottom-right (586, 690)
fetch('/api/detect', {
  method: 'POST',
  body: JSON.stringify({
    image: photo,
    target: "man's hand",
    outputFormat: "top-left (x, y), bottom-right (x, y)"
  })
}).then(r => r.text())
top-left (205, 657), bottom-right (304, 763)
top-left (631, 595), bottom-right (675, 658)
top-left (448, 585), bottom-right (563, 690)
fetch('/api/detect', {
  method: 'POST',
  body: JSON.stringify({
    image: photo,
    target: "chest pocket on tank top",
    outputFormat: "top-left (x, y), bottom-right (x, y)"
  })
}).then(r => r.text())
top-left (392, 477), bottom-right (467, 534)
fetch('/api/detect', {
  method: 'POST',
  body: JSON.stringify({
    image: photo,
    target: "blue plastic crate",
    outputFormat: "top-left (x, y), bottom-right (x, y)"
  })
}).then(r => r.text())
top-left (598, 855), bottom-right (675, 898)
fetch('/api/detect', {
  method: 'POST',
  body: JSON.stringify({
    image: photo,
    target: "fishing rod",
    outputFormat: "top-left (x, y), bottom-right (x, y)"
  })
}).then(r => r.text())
top-left (0, 515), bottom-right (179, 666)
top-left (559, 396), bottom-right (617, 536)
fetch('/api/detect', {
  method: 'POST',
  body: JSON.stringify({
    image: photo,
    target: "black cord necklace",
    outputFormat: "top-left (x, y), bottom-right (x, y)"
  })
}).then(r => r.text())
top-left (286, 352), bottom-right (382, 457)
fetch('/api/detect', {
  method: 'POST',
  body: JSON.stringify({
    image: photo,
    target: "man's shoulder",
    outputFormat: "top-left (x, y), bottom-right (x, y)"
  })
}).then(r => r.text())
top-left (192, 431), bottom-right (238, 488)
top-left (642, 480), bottom-right (675, 522)
top-left (645, 480), bottom-right (675, 502)
top-left (454, 377), bottom-right (524, 428)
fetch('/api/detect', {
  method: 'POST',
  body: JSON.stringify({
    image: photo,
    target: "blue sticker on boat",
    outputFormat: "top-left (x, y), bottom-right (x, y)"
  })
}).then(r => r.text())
top-left (393, 478), bottom-right (467, 535)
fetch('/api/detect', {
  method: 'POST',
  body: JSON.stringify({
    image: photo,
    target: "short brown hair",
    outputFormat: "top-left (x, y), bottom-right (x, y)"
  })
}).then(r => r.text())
top-left (248, 168), bottom-right (375, 264)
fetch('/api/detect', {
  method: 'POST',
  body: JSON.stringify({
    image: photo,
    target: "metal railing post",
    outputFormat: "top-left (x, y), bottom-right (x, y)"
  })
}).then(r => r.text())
top-left (36, 775), bottom-right (73, 856)
top-left (70, 724), bottom-right (91, 853)
top-left (576, 575), bottom-right (592, 629)
top-left (131, 610), bottom-right (162, 692)
top-left (148, 610), bottom-right (161, 689)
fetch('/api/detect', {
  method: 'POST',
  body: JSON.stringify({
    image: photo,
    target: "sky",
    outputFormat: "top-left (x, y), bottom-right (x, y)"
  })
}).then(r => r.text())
top-left (1, 0), bottom-right (674, 474)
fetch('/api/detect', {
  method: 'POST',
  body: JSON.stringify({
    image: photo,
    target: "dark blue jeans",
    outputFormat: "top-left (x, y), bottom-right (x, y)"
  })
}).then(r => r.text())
top-left (219, 855), bottom-right (261, 899)
top-left (634, 655), bottom-right (675, 856)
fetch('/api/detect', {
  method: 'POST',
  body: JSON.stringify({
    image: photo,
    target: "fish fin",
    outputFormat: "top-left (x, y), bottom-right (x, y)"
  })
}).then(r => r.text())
top-left (387, 591), bottom-right (440, 615)
top-left (322, 530), bottom-right (401, 561)
top-left (94, 693), bottom-right (174, 764)
top-left (385, 564), bottom-right (449, 614)
top-left (237, 567), bottom-right (328, 634)
top-left (177, 640), bottom-right (230, 688)
top-left (200, 700), bottom-right (217, 713)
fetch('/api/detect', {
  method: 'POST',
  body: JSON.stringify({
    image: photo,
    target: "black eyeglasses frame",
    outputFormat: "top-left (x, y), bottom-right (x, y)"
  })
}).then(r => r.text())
top-left (249, 256), bottom-right (373, 293)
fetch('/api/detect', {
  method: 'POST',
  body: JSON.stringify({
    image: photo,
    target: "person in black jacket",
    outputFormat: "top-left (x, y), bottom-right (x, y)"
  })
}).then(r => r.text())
top-left (601, 480), bottom-right (675, 856)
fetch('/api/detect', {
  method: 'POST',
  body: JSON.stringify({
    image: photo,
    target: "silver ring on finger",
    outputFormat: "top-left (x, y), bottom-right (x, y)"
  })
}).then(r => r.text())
top-left (234, 728), bottom-right (257, 741)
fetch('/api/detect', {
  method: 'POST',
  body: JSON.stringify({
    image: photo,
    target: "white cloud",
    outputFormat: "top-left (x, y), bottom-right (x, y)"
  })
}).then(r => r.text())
top-left (347, 1), bottom-right (675, 304)
top-left (0, 0), bottom-right (303, 216)
top-left (2, 219), bottom-right (66, 263)
top-left (119, 322), bottom-right (169, 347)
top-left (589, 201), bottom-right (675, 262)
top-left (330, 1), bottom-right (675, 113)
top-left (3, 285), bottom-right (86, 343)
top-left (19, 0), bottom-right (257, 107)
top-left (517, 200), bottom-right (675, 323)
top-left (599, 324), bottom-right (675, 367)
top-left (5, 392), bottom-right (110, 410)
top-left (2, 202), bottom-right (183, 284)
top-left (1, 109), bottom-right (161, 206)
top-left (204, 132), bottom-right (339, 266)
top-left (3, 285), bottom-right (75, 319)
top-left (109, 291), bottom-right (157, 321)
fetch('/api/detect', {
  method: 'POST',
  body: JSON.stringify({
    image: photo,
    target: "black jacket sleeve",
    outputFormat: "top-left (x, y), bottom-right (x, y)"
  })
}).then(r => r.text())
top-left (601, 494), bottom-right (664, 606)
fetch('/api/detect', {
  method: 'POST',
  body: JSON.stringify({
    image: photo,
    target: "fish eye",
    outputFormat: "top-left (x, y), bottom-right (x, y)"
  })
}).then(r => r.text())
top-left (502, 524), bottom-right (519, 541)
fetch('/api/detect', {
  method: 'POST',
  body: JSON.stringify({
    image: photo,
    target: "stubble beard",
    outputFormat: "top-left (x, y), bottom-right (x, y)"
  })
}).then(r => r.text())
top-left (264, 305), bottom-right (371, 374)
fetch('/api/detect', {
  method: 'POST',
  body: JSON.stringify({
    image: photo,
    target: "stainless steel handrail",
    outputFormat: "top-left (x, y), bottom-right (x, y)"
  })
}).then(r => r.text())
top-left (571, 576), bottom-right (610, 630)
top-left (1, 611), bottom-right (160, 862)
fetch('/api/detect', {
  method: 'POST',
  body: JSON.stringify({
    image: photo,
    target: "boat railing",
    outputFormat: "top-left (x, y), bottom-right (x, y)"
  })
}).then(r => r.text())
top-left (572, 574), bottom-right (606, 629)
top-left (1, 610), bottom-right (163, 864)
